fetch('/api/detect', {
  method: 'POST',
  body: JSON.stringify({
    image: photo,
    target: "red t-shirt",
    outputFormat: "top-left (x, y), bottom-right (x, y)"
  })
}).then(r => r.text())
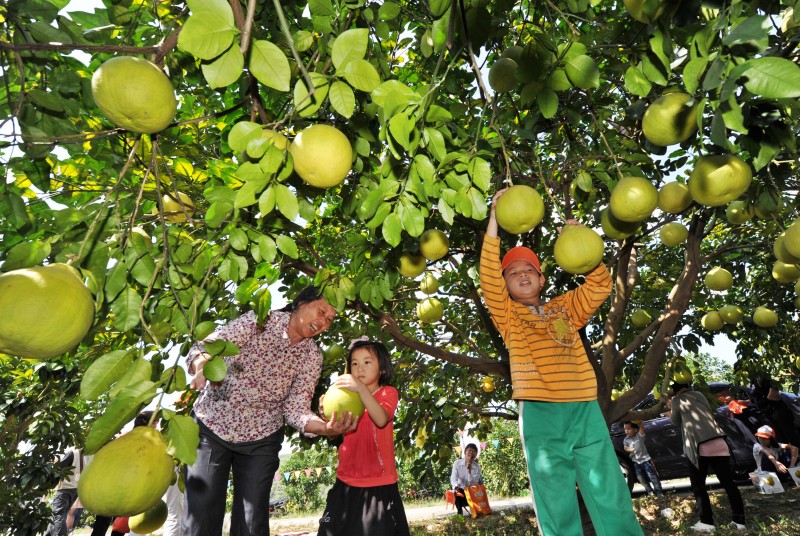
top-left (336, 385), bottom-right (399, 487)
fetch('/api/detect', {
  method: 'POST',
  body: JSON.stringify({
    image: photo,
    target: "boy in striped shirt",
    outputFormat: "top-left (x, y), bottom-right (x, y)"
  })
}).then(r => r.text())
top-left (479, 187), bottom-right (642, 536)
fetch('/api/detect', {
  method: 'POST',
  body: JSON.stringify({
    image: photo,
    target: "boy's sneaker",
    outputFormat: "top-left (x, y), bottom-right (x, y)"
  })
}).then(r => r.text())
top-left (729, 522), bottom-right (747, 531)
top-left (690, 521), bottom-right (715, 532)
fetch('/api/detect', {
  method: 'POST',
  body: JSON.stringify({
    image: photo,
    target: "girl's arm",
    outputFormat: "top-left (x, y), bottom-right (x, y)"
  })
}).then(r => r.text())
top-left (334, 375), bottom-right (390, 427)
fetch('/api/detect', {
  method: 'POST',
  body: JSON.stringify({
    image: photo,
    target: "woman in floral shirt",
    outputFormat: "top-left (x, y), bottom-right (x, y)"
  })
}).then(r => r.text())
top-left (182, 286), bottom-right (357, 536)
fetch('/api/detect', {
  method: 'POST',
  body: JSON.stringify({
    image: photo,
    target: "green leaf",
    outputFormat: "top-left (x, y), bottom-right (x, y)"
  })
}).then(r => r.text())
top-left (228, 121), bottom-right (263, 152)
top-left (338, 59), bottom-right (381, 92)
top-left (308, 0), bottom-right (335, 17)
top-left (371, 80), bottom-right (418, 108)
top-left (468, 157), bottom-right (492, 192)
top-left (228, 227), bottom-right (249, 251)
top-left (111, 287), bottom-right (142, 332)
top-left (331, 28), bottom-right (369, 69)
top-left (382, 212), bottom-right (403, 247)
top-left (399, 201), bottom-right (425, 237)
top-left (165, 414), bottom-right (200, 465)
top-left (275, 184), bottom-right (299, 221)
top-left (177, 13), bottom-right (236, 60)
top-left (81, 350), bottom-right (134, 401)
top-left (84, 395), bottom-right (142, 454)
top-left (720, 97), bottom-right (748, 134)
top-left (234, 178), bottom-right (268, 209)
top-left (293, 73), bottom-right (329, 117)
top-left (187, 0), bottom-right (234, 24)
top-left (438, 198), bottom-right (455, 225)
top-left (258, 186), bottom-right (276, 216)
top-left (2, 240), bottom-right (51, 271)
top-left (276, 235), bottom-right (299, 258)
top-left (250, 40), bottom-right (291, 92)
top-left (205, 339), bottom-right (240, 356)
top-left (682, 57), bottom-right (708, 95)
top-left (467, 187), bottom-right (488, 220)
top-left (389, 112), bottom-right (413, 152)
top-left (537, 88), bottom-right (558, 119)
top-left (624, 66), bottom-right (652, 97)
top-left (564, 55), bottom-right (599, 89)
top-left (109, 358), bottom-right (153, 398)
top-left (723, 15), bottom-right (770, 53)
top-left (160, 365), bottom-right (187, 393)
top-left (329, 81), bottom-right (356, 118)
top-left (201, 44), bottom-right (244, 89)
top-left (740, 57), bottom-right (800, 99)
top-left (378, 1), bottom-right (401, 20)
top-left (195, 320), bottom-right (218, 340)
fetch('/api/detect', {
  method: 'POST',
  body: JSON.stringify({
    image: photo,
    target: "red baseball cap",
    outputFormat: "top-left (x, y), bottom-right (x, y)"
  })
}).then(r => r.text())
top-left (501, 246), bottom-right (543, 278)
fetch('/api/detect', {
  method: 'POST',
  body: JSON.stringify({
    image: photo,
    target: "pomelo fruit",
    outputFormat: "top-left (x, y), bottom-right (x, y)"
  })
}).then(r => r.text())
top-left (783, 219), bottom-right (800, 258)
top-left (701, 311), bottom-right (724, 331)
top-left (78, 427), bottom-right (174, 516)
top-left (488, 58), bottom-right (519, 93)
top-left (0, 264), bottom-right (94, 359)
top-left (774, 230), bottom-right (800, 264)
top-left (159, 192), bottom-right (195, 223)
top-left (203, 357), bottom-right (228, 382)
top-left (481, 376), bottom-right (495, 392)
top-left (129, 499), bottom-right (168, 534)
top-left (718, 304), bottom-right (743, 324)
top-left (726, 200), bottom-right (753, 225)
top-left (600, 207), bottom-right (640, 240)
top-left (322, 384), bottom-right (365, 420)
top-left (642, 92), bottom-right (698, 146)
top-left (419, 229), bottom-right (449, 261)
top-left (624, 0), bottom-right (668, 23)
top-left (752, 306), bottom-right (778, 328)
top-left (631, 308), bottom-right (652, 328)
top-left (772, 260), bottom-right (800, 283)
top-left (397, 253), bottom-right (426, 278)
top-left (673, 361), bottom-right (694, 382)
top-left (495, 185), bottom-right (545, 235)
top-left (754, 190), bottom-right (784, 220)
top-left (660, 222), bottom-right (689, 247)
top-left (553, 224), bottom-right (605, 274)
top-left (289, 124), bottom-right (353, 188)
top-left (609, 176), bottom-right (658, 222)
top-left (688, 154), bottom-right (752, 207)
top-left (501, 45), bottom-right (524, 63)
top-left (417, 297), bottom-right (444, 323)
top-left (91, 56), bottom-right (177, 134)
top-left (704, 266), bottom-right (733, 291)
top-left (323, 343), bottom-right (345, 362)
top-left (420, 272), bottom-right (440, 294)
top-left (658, 182), bottom-right (693, 214)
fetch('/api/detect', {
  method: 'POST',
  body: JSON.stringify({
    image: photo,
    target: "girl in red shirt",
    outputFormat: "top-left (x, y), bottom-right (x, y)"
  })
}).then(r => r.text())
top-left (318, 338), bottom-right (409, 536)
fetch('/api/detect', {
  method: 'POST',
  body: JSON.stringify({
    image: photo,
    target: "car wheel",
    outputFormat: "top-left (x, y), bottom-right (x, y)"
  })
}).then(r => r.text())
top-left (618, 455), bottom-right (636, 493)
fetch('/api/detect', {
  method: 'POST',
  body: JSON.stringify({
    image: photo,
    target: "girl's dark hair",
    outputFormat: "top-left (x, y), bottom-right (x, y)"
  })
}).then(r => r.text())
top-left (465, 443), bottom-right (478, 453)
top-left (346, 339), bottom-right (393, 386)
top-left (623, 420), bottom-right (640, 430)
top-left (134, 410), bottom-right (154, 428)
top-left (279, 285), bottom-right (324, 312)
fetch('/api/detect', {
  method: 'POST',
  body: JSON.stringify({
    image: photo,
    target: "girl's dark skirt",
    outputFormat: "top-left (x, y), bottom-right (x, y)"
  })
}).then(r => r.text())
top-left (317, 478), bottom-right (410, 536)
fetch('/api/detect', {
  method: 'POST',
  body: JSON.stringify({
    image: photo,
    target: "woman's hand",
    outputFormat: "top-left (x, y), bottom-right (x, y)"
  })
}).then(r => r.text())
top-left (189, 353), bottom-right (211, 390)
top-left (323, 410), bottom-right (359, 436)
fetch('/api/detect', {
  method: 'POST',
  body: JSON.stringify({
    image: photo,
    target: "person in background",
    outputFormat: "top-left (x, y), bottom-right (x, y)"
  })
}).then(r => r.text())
top-left (669, 382), bottom-right (746, 533)
top-left (44, 448), bottom-right (87, 536)
top-left (623, 421), bottom-right (664, 497)
top-left (317, 338), bottom-right (409, 536)
top-left (753, 424), bottom-right (799, 481)
top-left (450, 443), bottom-right (483, 516)
top-left (183, 286), bottom-right (358, 536)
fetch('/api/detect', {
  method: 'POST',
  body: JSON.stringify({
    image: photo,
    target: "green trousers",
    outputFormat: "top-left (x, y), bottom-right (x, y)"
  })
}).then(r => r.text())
top-left (519, 400), bottom-right (644, 536)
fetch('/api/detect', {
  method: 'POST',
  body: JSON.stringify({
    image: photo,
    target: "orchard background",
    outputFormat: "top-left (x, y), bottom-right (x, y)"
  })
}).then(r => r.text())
top-left (3, 0), bottom-right (800, 531)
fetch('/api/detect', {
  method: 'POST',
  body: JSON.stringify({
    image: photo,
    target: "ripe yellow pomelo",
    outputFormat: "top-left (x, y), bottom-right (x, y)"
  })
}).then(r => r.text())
top-left (631, 308), bottom-right (652, 328)
top-left (673, 361), bottom-right (694, 383)
top-left (726, 200), bottom-right (753, 225)
top-left (289, 124), bottom-right (353, 188)
top-left (609, 176), bottom-right (658, 222)
top-left (261, 128), bottom-right (289, 150)
top-left (718, 304), bottom-right (743, 324)
top-left (701, 311), bottom-right (724, 331)
top-left (203, 357), bottom-right (227, 382)
top-left (417, 297), bottom-right (444, 323)
top-left (658, 182), bottom-right (693, 214)
top-left (419, 229), bottom-right (449, 261)
top-left (772, 260), bottom-right (800, 283)
top-left (129, 499), bottom-right (168, 534)
top-left (78, 427), bottom-right (174, 516)
top-left (0, 264), bottom-right (94, 359)
top-left (481, 376), bottom-right (495, 392)
top-left (488, 58), bottom-right (519, 93)
top-left (775, 230), bottom-right (800, 264)
top-left (397, 253), bottom-right (426, 278)
top-left (624, 0), bottom-right (668, 23)
top-left (688, 154), bottom-right (752, 207)
top-left (600, 207), bottom-right (640, 240)
top-left (783, 220), bottom-right (800, 258)
top-left (660, 222), bottom-right (688, 247)
top-left (495, 185), bottom-right (545, 235)
top-left (752, 306), bottom-right (778, 328)
top-left (642, 93), bottom-right (698, 146)
top-left (754, 190), bottom-right (784, 220)
top-left (157, 192), bottom-right (195, 223)
top-left (554, 224), bottom-right (605, 274)
top-left (420, 272), bottom-right (440, 294)
top-left (322, 384), bottom-right (365, 420)
top-left (704, 266), bottom-right (733, 291)
top-left (91, 57), bottom-right (177, 134)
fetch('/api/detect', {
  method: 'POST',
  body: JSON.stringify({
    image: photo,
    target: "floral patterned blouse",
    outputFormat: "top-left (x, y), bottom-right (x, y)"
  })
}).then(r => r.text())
top-left (187, 310), bottom-right (323, 443)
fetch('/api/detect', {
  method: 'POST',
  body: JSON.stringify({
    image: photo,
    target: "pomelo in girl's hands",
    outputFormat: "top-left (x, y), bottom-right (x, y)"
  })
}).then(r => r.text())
top-left (91, 56), bottom-right (177, 134)
top-left (78, 427), bottom-right (174, 516)
top-left (554, 225), bottom-right (605, 274)
top-left (289, 124), bottom-right (353, 188)
top-left (322, 385), bottom-right (365, 420)
top-left (128, 500), bottom-right (168, 534)
top-left (0, 264), bottom-right (95, 359)
top-left (495, 185), bottom-right (545, 234)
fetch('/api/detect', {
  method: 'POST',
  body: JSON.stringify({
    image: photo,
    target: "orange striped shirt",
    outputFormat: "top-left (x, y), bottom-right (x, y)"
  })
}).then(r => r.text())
top-left (479, 235), bottom-right (612, 402)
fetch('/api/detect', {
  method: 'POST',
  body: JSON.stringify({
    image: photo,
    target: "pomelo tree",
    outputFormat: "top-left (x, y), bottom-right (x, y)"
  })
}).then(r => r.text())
top-left (3, 0), bottom-right (800, 528)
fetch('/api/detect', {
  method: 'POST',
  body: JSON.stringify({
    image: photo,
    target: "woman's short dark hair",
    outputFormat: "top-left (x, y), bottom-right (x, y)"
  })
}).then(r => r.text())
top-left (134, 410), bottom-right (154, 428)
top-left (465, 443), bottom-right (478, 453)
top-left (346, 339), bottom-right (393, 386)
top-left (279, 285), bottom-right (324, 312)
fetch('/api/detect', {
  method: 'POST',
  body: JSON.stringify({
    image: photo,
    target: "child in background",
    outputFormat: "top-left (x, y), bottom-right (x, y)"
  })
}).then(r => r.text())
top-left (623, 421), bottom-right (664, 497)
top-left (318, 337), bottom-right (409, 536)
top-left (753, 425), bottom-right (799, 481)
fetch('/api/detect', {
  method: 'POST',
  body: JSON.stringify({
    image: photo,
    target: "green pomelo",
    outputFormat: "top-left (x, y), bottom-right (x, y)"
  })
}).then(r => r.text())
top-left (419, 229), bottom-right (449, 261)
top-left (752, 306), bottom-right (778, 328)
top-left (688, 154), bottom-right (752, 207)
top-left (495, 185), bottom-right (545, 235)
top-left (704, 266), bottom-right (733, 291)
top-left (397, 253), bottom-right (427, 278)
top-left (289, 124), bottom-right (353, 188)
top-left (701, 311), bottom-right (724, 331)
top-left (775, 231), bottom-right (800, 264)
top-left (488, 58), bottom-right (519, 93)
top-left (600, 208), bottom-right (640, 240)
top-left (554, 225), bottom-right (605, 274)
top-left (718, 304), bottom-right (743, 324)
top-left (631, 308), bottom-right (652, 328)
top-left (129, 500), bottom-right (168, 534)
top-left (417, 297), bottom-right (444, 323)
top-left (726, 200), bottom-right (754, 225)
top-left (642, 93), bottom-right (698, 147)
top-left (609, 176), bottom-right (658, 222)
top-left (772, 260), bottom-right (800, 283)
top-left (660, 222), bottom-right (689, 247)
top-left (78, 427), bottom-right (174, 517)
top-left (783, 220), bottom-right (800, 258)
top-left (322, 384), bottom-right (365, 420)
top-left (91, 57), bottom-right (177, 134)
top-left (658, 182), bottom-right (693, 214)
top-left (420, 272), bottom-right (440, 295)
top-left (0, 264), bottom-right (95, 359)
